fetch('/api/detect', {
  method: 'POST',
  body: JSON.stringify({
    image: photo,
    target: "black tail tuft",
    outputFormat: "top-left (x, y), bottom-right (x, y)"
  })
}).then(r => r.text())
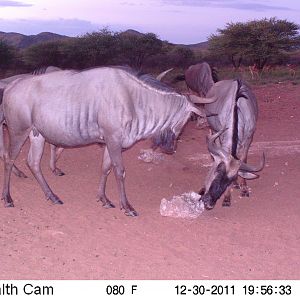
top-left (0, 88), bottom-right (3, 106)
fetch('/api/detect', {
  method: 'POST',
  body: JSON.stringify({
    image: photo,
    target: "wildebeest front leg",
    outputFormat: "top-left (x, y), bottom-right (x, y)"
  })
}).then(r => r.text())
top-left (97, 146), bottom-right (115, 209)
top-left (27, 132), bottom-right (63, 204)
top-left (50, 144), bottom-right (65, 176)
top-left (222, 185), bottom-right (232, 207)
top-left (2, 131), bottom-right (30, 207)
top-left (106, 141), bottom-right (138, 217)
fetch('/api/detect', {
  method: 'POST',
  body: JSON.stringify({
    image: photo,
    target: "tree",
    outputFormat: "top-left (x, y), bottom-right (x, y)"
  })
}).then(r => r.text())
top-left (209, 18), bottom-right (300, 70)
top-left (79, 29), bottom-right (119, 67)
top-left (168, 46), bottom-right (195, 68)
top-left (23, 40), bottom-right (64, 69)
top-left (117, 32), bottom-right (164, 69)
top-left (0, 39), bottom-right (16, 70)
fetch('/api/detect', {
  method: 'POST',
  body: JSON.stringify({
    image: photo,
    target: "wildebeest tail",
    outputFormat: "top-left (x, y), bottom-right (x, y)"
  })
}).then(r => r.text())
top-left (231, 79), bottom-right (248, 158)
top-left (0, 88), bottom-right (4, 124)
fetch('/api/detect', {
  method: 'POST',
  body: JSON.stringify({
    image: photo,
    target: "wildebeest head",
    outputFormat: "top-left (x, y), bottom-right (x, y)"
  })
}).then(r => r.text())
top-left (152, 128), bottom-right (177, 154)
top-left (202, 129), bottom-right (265, 210)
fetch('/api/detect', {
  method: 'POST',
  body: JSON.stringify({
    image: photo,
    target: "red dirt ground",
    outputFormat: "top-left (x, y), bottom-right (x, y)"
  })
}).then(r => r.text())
top-left (0, 83), bottom-right (299, 280)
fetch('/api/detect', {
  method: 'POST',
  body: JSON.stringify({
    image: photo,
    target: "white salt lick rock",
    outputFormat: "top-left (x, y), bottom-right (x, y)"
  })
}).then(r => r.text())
top-left (160, 191), bottom-right (205, 219)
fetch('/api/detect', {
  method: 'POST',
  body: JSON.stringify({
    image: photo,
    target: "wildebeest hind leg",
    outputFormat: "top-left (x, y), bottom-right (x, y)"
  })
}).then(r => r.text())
top-left (27, 132), bottom-right (63, 205)
top-left (97, 146), bottom-right (115, 209)
top-left (106, 141), bottom-right (138, 217)
top-left (239, 150), bottom-right (250, 197)
top-left (240, 178), bottom-right (250, 197)
top-left (2, 131), bottom-right (29, 207)
top-left (50, 144), bottom-right (65, 176)
top-left (0, 122), bottom-right (27, 178)
top-left (232, 178), bottom-right (240, 189)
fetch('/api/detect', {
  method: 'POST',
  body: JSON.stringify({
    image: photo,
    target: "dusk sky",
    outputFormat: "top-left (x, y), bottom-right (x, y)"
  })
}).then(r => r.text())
top-left (0, 0), bottom-right (299, 44)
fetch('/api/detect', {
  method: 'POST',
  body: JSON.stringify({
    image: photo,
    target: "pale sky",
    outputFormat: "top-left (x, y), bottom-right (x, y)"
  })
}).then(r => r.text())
top-left (0, 0), bottom-right (299, 44)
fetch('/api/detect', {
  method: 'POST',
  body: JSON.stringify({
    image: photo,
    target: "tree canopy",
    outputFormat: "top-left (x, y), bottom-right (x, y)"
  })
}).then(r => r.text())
top-left (0, 39), bottom-right (16, 69)
top-left (21, 29), bottom-right (170, 71)
top-left (208, 18), bottom-right (300, 69)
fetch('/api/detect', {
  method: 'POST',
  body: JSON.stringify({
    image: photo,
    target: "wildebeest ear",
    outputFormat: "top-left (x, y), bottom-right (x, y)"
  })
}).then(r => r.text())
top-left (238, 171), bottom-right (259, 179)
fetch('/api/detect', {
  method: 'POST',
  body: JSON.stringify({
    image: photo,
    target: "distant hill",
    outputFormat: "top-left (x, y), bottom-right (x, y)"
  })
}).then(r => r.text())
top-left (0, 31), bottom-right (70, 49)
top-left (121, 29), bottom-right (209, 49)
top-left (184, 41), bottom-right (209, 50)
top-left (119, 29), bottom-right (145, 38)
top-left (0, 30), bottom-right (208, 50)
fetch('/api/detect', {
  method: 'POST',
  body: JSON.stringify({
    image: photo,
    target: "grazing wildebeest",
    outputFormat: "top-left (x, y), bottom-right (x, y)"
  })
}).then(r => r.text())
top-left (1, 66), bottom-right (216, 216)
top-left (0, 67), bottom-right (65, 177)
top-left (182, 62), bottom-right (265, 209)
top-left (0, 67), bottom-right (173, 179)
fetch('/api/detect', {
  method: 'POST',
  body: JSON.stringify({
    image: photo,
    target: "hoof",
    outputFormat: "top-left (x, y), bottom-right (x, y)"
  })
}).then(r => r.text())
top-left (12, 165), bottom-right (28, 178)
top-left (2, 195), bottom-right (14, 207)
top-left (102, 202), bottom-right (115, 209)
top-left (53, 199), bottom-right (64, 205)
top-left (240, 190), bottom-right (250, 197)
top-left (47, 195), bottom-right (64, 205)
top-left (124, 210), bottom-right (138, 217)
top-left (53, 168), bottom-right (65, 176)
top-left (15, 170), bottom-right (28, 178)
top-left (17, 172), bottom-right (28, 178)
top-left (97, 196), bottom-right (115, 209)
top-left (222, 201), bottom-right (231, 207)
top-left (4, 201), bottom-right (14, 208)
top-left (233, 183), bottom-right (240, 189)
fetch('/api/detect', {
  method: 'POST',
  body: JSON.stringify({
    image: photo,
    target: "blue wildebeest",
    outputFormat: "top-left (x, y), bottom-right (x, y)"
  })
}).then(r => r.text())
top-left (0, 67), bottom-right (66, 177)
top-left (1, 66), bottom-right (216, 216)
top-left (182, 62), bottom-right (265, 209)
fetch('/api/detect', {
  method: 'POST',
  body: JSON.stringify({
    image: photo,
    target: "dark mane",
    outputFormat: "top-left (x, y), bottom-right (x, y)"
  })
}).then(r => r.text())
top-left (116, 65), bottom-right (178, 94)
top-left (31, 66), bottom-right (48, 75)
top-left (231, 79), bottom-right (250, 159)
top-left (211, 66), bottom-right (219, 83)
top-left (76, 65), bottom-right (178, 94)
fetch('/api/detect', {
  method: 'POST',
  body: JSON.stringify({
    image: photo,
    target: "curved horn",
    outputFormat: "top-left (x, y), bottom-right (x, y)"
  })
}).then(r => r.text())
top-left (189, 106), bottom-right (206, 118)
top-left (239, 152), bottom-right (266, 173)
top-left (207, 128), bottom-right (228, 158)
top-left (156, 68), bottom-right (173, 81)
top-left (189, 94), bottom-right (217, 104)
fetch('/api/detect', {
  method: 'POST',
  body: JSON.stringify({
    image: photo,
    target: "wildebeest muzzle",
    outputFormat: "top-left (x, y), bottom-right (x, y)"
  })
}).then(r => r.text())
top-left (152, 129), bottom-right (177, 154)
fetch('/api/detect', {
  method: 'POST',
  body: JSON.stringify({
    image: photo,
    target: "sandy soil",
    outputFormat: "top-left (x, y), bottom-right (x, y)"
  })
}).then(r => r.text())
top-left (0, 82), bottom-right (299, 280)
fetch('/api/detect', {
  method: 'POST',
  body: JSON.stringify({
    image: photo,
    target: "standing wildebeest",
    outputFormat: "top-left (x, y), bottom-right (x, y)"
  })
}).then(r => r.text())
top-left (182, 62), bottom-right (264, 209)
top-left (1, 66), bottom-right (216, 216)
top-left (0, 67), bottom-right (173, 178)
top-left (0, 67), bottom-right (64, 177)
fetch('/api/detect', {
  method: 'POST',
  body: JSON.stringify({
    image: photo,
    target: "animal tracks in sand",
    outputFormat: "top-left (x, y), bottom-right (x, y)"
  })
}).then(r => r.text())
top-left (248, 140), bottom-right (300, 156)
top-left (187, 140), bottom-right (300, 166)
